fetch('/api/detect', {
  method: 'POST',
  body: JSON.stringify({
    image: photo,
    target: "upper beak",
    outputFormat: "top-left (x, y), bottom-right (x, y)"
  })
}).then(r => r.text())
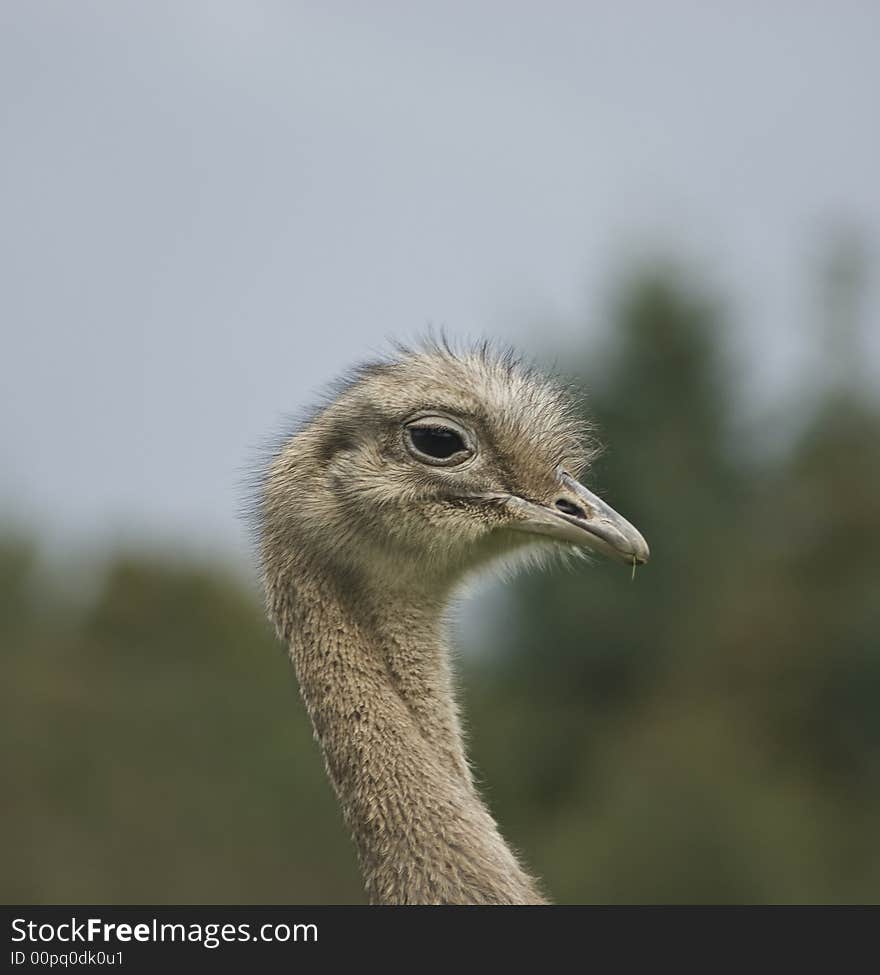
top-left (508, 470), bottom-right (649, 566)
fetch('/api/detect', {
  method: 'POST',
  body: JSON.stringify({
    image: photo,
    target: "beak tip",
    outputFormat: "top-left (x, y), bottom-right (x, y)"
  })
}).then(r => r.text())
top-left (630, 535), bottom-right (650, 566)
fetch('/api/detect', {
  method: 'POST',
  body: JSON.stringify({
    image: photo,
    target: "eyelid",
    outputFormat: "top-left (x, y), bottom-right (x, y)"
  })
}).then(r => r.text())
top-left (407, 415), bottom-right (466, 430)
top-left (406, 415), bottom-right (471, 442)
top-left (409, 421), bottom-right (455, 431)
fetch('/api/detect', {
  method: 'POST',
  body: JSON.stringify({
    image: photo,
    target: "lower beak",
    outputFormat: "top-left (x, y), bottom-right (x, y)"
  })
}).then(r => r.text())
top-left (508, 471), bottom-right (649, 566)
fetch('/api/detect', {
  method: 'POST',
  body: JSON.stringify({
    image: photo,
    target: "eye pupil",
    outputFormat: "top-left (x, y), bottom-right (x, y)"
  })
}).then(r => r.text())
top-left (409, 426), bottom-right (466, 460)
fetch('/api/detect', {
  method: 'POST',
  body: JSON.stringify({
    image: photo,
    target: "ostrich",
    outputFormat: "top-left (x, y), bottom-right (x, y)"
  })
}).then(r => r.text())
top-left (258, 340), bottom-right (649, 904)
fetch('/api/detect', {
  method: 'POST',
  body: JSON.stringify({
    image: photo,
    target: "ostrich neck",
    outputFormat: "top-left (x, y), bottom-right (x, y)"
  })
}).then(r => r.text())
top-left (273, 564), bottom-right (544, 905)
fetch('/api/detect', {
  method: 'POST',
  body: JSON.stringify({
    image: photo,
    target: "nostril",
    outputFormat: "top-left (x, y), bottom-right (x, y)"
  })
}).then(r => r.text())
top-left (555, 498), bottom-right (587, 520)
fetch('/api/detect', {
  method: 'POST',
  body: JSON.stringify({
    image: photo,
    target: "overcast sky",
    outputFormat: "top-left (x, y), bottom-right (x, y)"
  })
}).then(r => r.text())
top-left (2, 2), bottom-right (878, 564)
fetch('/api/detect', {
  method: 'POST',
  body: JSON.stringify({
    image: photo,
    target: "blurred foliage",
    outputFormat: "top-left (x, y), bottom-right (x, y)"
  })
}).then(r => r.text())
top-left (2, 255), bottom-right (879, 903)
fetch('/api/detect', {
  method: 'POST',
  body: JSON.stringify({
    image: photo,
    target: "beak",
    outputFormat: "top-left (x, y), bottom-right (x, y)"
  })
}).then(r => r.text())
top-left (508, 470), bottom-right (649, 566)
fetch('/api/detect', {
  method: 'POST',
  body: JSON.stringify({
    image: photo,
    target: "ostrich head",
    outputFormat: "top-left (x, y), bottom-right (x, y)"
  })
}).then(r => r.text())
top-left (261, 341), bottom-right (649, 595)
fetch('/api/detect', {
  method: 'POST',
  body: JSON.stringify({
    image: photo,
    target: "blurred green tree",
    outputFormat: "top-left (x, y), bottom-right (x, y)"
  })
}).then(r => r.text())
top-left (464, 263), bottom-right (880, 902)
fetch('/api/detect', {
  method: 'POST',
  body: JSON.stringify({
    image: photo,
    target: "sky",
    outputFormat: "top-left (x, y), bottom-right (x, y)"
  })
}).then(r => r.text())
top-left (1, 1), bottom-right (878, 565)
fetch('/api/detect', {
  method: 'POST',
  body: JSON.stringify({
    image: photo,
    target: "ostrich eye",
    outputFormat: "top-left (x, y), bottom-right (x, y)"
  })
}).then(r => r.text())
top-left (411, 427), bottom-right (464, 458)
top-left (405, 421), bottom-right (471, 465)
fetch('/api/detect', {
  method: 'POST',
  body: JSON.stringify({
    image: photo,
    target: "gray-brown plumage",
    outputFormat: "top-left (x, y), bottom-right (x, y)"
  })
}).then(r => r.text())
top-left (258, 340), bottom-right (648, 904)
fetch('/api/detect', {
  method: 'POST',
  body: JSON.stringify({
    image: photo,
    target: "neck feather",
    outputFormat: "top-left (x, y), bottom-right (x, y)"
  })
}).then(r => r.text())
top-left (269, 561), bottom-right (544, 905)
